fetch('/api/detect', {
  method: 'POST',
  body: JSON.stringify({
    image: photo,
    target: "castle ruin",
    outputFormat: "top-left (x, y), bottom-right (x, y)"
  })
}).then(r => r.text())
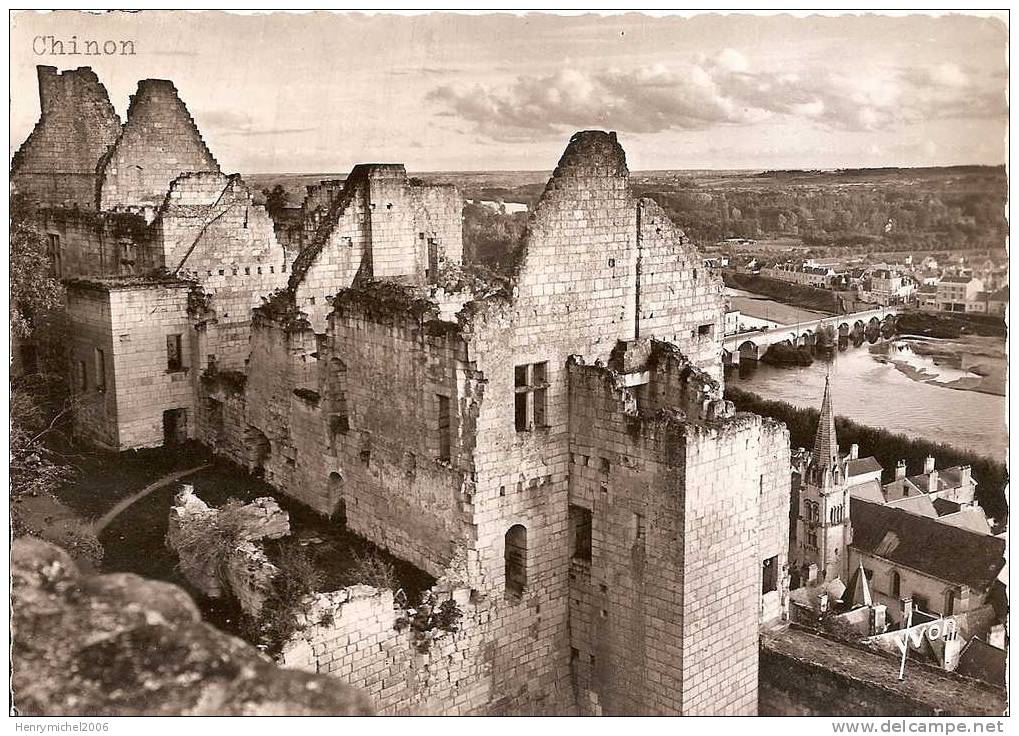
top-left (12, 65), bottom-right (792, 715)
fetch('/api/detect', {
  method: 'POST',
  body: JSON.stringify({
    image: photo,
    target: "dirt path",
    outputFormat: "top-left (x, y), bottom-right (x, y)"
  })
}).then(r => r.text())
top-left (92, 464), bottom-right (209, 534)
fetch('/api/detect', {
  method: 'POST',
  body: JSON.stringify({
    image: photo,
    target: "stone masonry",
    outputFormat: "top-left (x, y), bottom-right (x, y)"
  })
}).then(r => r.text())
top-left (17, 66), bottom-right (798, 715)
top-left (10, 66), bottom-right (121, 209)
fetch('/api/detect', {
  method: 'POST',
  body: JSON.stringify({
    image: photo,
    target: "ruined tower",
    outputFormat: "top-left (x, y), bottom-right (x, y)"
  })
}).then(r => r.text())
top-left (97, 78), bottom-right (220, 212)
top-left (10, 66), bottom-right (122, 209)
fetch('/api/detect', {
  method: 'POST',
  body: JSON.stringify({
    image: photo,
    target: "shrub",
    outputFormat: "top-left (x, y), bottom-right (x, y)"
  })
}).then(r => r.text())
top-left (341, 550), bottom-right (399, 591)
top-left (242, 541), bottom-right (325, 656)
top-left (168, 499), bottom-right (252, 589)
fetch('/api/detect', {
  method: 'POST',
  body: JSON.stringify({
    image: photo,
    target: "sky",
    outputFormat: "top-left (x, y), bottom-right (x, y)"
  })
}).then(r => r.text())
top-left (9, 11), bottom-right (1009, 174)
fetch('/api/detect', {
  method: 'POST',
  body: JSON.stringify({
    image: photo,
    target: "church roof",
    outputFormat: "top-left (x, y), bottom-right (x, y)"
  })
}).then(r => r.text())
top-left (850, 498), bottom-right (1005, 591)
top-left (812, 375), bottom-right (839, 472)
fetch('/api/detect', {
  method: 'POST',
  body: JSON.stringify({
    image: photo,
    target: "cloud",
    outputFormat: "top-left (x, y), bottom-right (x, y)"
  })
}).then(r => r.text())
top-left (427, 51), bottom-right (1006, 141)
top-left (195, 109), bottom-right (314, 137)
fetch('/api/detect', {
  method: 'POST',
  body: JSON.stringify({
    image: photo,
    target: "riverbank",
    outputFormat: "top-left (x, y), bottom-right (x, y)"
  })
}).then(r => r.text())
top-left (725, 337), bottom-right (1006, 460)
top-left (723, 270), bottom-right (840, 314)
top-left (873, 335), bottom-right (1006, 397)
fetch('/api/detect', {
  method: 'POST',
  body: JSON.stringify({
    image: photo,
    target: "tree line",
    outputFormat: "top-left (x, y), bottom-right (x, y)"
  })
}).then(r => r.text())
top-left (725, 385), bottom-right (1008, 523)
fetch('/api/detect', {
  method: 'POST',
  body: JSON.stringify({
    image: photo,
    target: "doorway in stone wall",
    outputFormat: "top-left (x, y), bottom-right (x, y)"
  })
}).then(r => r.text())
top-left (162, 408), bottom-right (188, 446)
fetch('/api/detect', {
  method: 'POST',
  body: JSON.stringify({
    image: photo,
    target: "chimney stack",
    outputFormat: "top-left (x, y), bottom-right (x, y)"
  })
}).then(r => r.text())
top-left (924, 455), bottom-right (936, 474)
top-left (871, 604), bottom-right (887, 635)
top-left (850, 443), bottom-right (859, 460)
top-left (895, 460), bottom-right (907, 480)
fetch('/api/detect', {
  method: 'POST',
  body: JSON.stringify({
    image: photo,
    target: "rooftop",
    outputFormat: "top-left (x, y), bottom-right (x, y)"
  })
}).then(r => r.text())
top-left (845, 456), bottom-right (882, 477)
top-left (850, 498), bottom-right (1005, 591)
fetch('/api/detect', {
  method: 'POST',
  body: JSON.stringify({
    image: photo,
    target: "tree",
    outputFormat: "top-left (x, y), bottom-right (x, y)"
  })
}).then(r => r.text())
top-left (261, 184), bottom-right (289, 219)
top-left (10, 196), bottom-right (63, 343)
top-left (9, 197), bottom-right (95, 561)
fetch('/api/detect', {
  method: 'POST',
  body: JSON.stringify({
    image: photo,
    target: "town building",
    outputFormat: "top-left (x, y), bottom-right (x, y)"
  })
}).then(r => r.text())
top-left (13, 66), bottom-right (793, 715)
top-left (789, 378), bottom-right (1005, 672)
top-left (760, 261), bottom-right (841, 289)
top-left (934, 275), bottom-right (985, 313)
top-left (858, 269), bottom-right (915, 306)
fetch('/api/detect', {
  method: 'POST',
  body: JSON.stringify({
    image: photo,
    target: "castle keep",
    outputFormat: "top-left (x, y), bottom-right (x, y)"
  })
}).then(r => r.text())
top-left (13, 66), bottom-right (792, 715)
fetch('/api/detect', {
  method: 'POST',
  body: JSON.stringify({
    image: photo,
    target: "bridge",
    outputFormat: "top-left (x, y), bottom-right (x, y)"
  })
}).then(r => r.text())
top-left (722, 306), bottom-right (900, 365)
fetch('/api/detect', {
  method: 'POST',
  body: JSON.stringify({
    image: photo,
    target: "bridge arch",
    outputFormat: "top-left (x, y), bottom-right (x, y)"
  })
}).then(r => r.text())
top-left (738, 340), bottom-right (759, 361)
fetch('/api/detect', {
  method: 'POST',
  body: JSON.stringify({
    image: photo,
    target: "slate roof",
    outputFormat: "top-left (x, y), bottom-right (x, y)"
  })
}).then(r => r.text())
top-left (932, 498), bottom-right (962, 516)
top-left (940, 275), bottom-right (977, 284)
top-left (846, 456), bottom-right (882, 477)
top-left (848, 479), bottom-right (885, 503)
top-left (885, 494), bottom-right (938, 518)
top-left (956, 639), bottom-right (1006, 687)
top-left (850, 498), bottom-right (1005, 591)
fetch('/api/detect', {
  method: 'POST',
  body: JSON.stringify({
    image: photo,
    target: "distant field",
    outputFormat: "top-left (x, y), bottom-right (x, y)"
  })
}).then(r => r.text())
top-left (245, 165), bottom-right (1007, 256)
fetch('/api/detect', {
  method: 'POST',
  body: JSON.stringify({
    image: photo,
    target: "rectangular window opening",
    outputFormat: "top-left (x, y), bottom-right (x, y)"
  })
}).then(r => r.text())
top-left (762, 555), bottom-right (778, 594)
top-left (93, 348), bottom-right (106, 391)
top-left (437, 394), bottom-right (451, 462)
top-left (569, 504), bottom-right (593, 562)
top-left (166, 334), bottom-right (183, 372)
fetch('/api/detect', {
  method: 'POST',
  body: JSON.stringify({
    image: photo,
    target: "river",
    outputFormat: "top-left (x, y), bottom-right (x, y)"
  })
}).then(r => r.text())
top-left (725, 335), bottom-right (1008, 462)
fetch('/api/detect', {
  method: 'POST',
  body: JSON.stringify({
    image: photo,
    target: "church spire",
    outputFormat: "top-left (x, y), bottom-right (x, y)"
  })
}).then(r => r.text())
top-left (811, 371), bottom-right (840, 481)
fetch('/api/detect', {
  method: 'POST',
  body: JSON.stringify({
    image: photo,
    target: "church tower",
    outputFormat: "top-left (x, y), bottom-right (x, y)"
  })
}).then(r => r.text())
top-left (795, 374), bottom-right (850, 584)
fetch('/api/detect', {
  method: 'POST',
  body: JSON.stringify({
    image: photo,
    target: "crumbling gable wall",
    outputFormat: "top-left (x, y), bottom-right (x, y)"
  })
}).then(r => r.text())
top-left (636, 198), bottom-right (724, 381)
top-left (11, 66), bottom-right (121, 209)
top-left (416, 132), bottom-right (732, 715)
top-left (98, 79), bottom-right (220, 211)
top-left (565, 353), bottom-right (789, 715)
top-left (217, 292), bottom-right (478, 578)
top-left (155, 172), bottom-right (290, 371)
top-left (289, 166), bottom-right (463, 331)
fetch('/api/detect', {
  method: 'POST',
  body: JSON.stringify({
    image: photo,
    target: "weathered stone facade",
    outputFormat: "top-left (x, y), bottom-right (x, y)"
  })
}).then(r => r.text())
top-left (19, 66), bottom-right (796, 715)
top-left (186, 131), bottom-right (789, 714)
top-left (97, 78), bottom-right (220, 212)
top-left (10, 66), bottom-right (121, 209)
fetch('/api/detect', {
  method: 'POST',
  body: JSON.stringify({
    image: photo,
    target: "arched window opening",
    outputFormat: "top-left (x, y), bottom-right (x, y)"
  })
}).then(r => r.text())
top-left (944, 588), bottom-right (956, 616)
top-left (329, 472), bottom-right (346, 524)
top-left (889, 570), bottom-right (901, 598)
top-left (505, 524), bottom-right (528, 598)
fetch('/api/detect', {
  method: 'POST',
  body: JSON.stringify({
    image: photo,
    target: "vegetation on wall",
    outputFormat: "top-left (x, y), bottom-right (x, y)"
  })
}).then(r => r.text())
top-left (724, 385), bottom-right (1008, 522)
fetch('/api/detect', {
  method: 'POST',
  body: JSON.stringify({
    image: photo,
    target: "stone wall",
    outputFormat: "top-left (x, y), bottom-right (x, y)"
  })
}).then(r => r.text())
top-left (279, 585), bottom-right (497, 715)
top-left (221, 297), bottom-right (477, 578)
top-left (565, 350), bottom-right (789, 715)
top-left (289, 165), bottom-right (463, 331)
top-left (760, 627), bottom-right (1006, 716)
top-left (67, 278), bottom-right (197, 450)
top-left (636, 198), bottom-right (724, 381)
top-left (98, 79), bottom-right (220, 211)
top-left (67, 284), bottom-right (119, 449)
top-left (39, 209), bottom-right (157, 279)
top-left (11, 66), bottom-right (121, 209)
top-left (156, 172), bottom-right (290, 371)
